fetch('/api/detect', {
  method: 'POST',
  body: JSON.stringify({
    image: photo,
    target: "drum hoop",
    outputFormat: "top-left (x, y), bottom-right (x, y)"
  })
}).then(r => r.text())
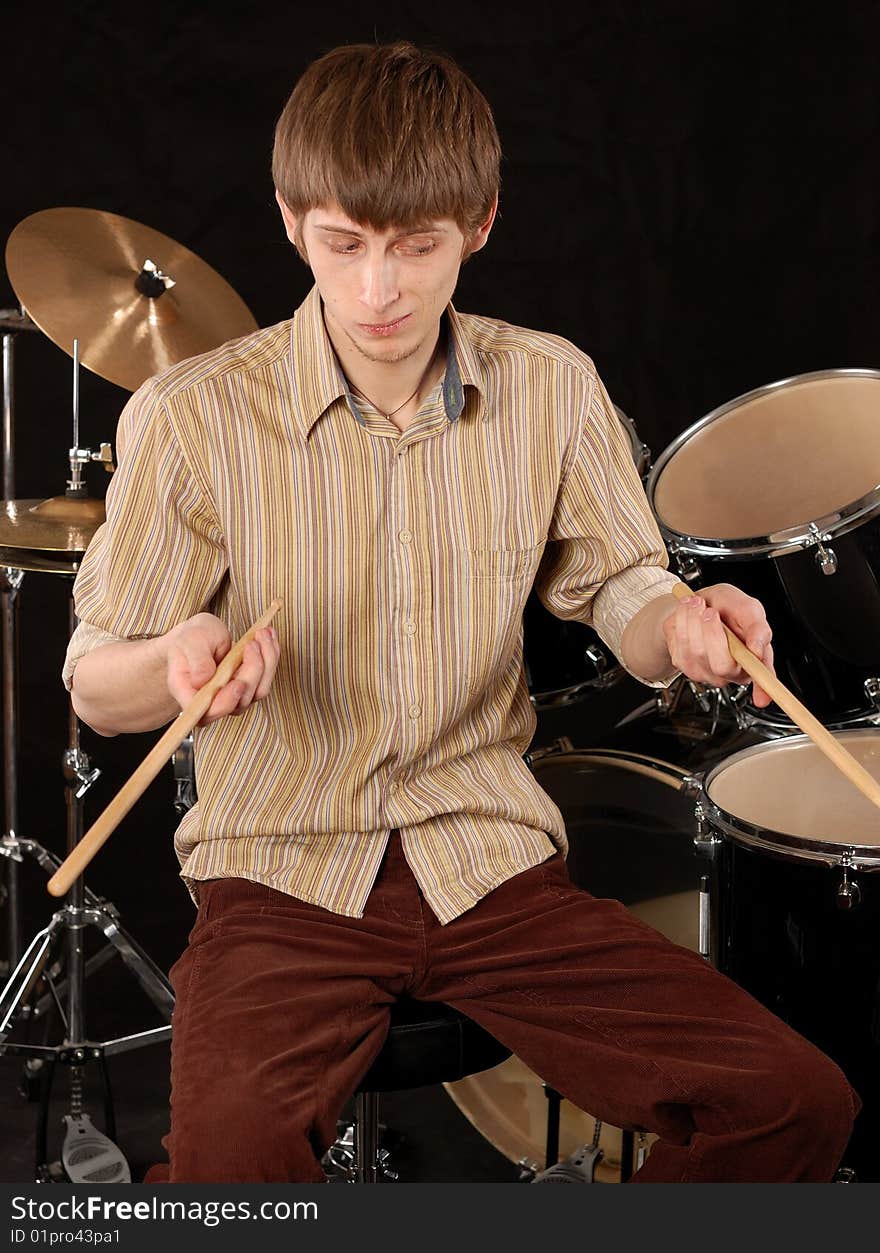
top-left (613, 403), bottom-right (651, 480)
top-left (533, 747), bottom-right (692, 792)
top-left (701, 730), bottom-right (880, 868)
top-left (738, 707), bottom-right (880, 739)
top-left (646, 368), bottom-right (880, 559)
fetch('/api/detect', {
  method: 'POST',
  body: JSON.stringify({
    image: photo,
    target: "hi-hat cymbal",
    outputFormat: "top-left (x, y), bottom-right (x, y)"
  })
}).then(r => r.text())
top-left (0, 496), bottom-right (104, 575)
top-left (5, 207), bottom-right (259, 393)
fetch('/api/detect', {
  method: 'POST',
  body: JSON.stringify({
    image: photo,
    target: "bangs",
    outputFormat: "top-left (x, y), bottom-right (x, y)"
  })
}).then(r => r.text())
top-left (273, 42), bottom-right (500, 237)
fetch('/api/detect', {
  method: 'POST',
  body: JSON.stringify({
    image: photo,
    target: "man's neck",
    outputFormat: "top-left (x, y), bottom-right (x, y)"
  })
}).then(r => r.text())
top-left (322, 306), bottom-right (446, 419)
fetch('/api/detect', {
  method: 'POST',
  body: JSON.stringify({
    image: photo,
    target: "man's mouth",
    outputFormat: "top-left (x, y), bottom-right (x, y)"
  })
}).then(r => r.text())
top-left (358, 314), bottom-right (411, 336)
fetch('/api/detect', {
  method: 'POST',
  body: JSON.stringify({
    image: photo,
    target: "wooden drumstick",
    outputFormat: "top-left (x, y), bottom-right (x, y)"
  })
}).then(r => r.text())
top-left (671, 582), bottom-right (880, 812)
top-left (47, 599), bottom-right (283, 898)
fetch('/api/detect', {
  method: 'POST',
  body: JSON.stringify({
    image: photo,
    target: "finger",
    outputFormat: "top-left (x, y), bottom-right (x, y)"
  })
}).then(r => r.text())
top-left (198, 680), bottom-right (248, 725)
top-left (668, 597), bottom-right (702, 676)
top-left (724, 593), bottom-right (767, 640)
top-left (253, 628), bottom-right (281, 701)
top-left (225, 640), bottom-right (266, 712)
top-left (168, 628), bottom-right (232, 702)
top-left (751, 641), bottom-right (776, 707)
top-left (166, 642), bottom-right (214, 707)
top-left (684, 598), bottom-right (713, 681)
top-left (671, 596), bottom-right (700, 670)
top-left (701, 607), bottom-right (740, 683)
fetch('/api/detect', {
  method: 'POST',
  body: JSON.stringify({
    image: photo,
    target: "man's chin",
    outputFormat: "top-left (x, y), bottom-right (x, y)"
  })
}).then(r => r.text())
top-left (351, 335), bottom-right (421, 365)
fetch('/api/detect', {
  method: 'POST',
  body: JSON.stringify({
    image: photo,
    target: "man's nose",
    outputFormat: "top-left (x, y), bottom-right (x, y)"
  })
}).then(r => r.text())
top-left (360, 254), bottom-right (399, 312)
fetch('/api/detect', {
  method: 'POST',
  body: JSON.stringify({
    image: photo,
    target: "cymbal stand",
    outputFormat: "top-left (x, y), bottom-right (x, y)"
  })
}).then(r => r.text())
top-left (0, 338), bottom-right (174, 1180)
top-left (0, 307), bottom-right (39, 973)
top-left (0, 583), bottom-right (174, 1180)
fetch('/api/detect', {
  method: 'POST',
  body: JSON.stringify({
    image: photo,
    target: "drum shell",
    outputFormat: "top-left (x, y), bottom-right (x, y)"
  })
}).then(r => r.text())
top-left (673, 516), bottom-right (880, 726)
top-left (705, 832), bottom-right (880, 1180)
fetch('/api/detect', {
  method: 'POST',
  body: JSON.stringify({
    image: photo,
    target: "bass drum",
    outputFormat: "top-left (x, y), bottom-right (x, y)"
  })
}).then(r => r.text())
top-left (445, 747), bottom-right (701, 1180)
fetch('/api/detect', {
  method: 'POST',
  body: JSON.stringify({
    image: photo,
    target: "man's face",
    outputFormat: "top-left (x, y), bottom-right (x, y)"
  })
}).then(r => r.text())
top-left (277, 197), bottom-right (493, 365)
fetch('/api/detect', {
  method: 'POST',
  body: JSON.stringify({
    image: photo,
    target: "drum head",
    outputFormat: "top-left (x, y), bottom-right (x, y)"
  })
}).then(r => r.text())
top-left (445, 749), bottom-right (699, 1177)
top-left (706, 729), bottom-right (880, 852)
top-left (651, 371), bottom-right (880, 541)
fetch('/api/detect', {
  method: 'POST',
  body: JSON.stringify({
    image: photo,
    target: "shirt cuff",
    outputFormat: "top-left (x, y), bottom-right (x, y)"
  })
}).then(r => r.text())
top-left (592, 566), bottom-right (682, 689)
top-left (62, 621), bottom-right (126, 691)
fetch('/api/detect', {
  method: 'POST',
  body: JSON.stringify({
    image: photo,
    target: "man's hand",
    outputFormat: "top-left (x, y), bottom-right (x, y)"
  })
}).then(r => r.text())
top-left (165, 613), bottom-right (281, 724)
top-left (662, 583), bottom-right (775, 707)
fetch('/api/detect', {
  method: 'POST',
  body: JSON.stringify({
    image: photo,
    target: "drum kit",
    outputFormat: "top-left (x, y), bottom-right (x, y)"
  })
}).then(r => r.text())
top-left (1, 202), bottom-right (879, 1185)
top-left (450, 376), bottom-right (880, 1184)
top-left (0, 206), bottom-right (258, 1180)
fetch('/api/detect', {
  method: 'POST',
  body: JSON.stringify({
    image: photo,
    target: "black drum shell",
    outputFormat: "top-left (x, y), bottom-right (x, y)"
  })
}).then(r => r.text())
top-left (709, 833), bottom-right (880, 1180)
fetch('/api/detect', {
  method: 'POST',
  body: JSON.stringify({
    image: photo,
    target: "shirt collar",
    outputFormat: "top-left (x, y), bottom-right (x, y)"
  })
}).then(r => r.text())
top-left (288, 285), bottom-right (484, 438)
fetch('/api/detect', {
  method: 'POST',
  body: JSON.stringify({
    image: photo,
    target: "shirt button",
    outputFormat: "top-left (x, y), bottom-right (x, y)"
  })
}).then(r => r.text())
top-left (408, 704), bottom-right (421, 719)
top-left (388, 781), bottom-right (399, 794)
top-left (399, 530), bottom-right (413, 544)
top-left (402, 620), bottom-right (417, 636)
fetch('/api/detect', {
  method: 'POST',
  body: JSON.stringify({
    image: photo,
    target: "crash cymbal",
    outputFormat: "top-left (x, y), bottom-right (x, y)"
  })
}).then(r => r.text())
top-left (0, 497), bottom-right (104, 574)
top-left (5, 207), bottom-right (259, 393)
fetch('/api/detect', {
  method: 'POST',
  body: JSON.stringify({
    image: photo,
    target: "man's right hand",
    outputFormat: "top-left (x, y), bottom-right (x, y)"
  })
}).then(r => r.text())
top-left (165, 613), bottom-right (281, 725)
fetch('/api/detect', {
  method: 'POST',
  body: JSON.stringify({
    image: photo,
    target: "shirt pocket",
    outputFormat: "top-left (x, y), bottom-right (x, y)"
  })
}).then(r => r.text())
top-left (467, 540), bottom-right (547, 581)
top-left (463, 540), bottom-right (546, 693)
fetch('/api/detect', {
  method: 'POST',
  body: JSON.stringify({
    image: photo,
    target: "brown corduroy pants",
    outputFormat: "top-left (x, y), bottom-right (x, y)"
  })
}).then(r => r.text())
top-left (144, 834), bottom-right (858, 1183)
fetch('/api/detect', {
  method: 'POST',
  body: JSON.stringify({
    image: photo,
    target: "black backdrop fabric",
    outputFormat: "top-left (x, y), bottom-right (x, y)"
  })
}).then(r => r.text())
top-left (2, 0), bottom-right (880, 968)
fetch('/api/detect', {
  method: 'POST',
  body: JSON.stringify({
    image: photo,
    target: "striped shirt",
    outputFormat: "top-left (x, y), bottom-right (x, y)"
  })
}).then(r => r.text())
top-left (64, 285), bottom-right (677, 923)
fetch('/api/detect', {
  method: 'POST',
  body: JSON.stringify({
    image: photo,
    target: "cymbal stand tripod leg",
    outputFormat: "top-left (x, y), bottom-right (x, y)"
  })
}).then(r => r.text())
top-left (0, 591), bottom-right (174, 1180)
top-left (1, 564), bottom-right (25, 973)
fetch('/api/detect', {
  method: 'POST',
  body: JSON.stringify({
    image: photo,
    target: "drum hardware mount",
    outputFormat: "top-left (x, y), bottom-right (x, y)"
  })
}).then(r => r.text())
top-left (523, 737), bottom-right (575, 769)
top-left (698, 874), bottom-right (711, 961)
top-left (628, 678), bottom-right (739, 743)
top-left (807, 524), bottom-right (838, 576)
top-left (583, 642), bottom-right (614, 687)
top-left (669, 546), bottom-right (700, 583)
top-left (66, 338), bottom-right (116, 498)
top-left (693, 803), bottom-right (722, 859)
top-left (836, 855), bottom-right (861, 911)
top-left (172, 734), bottom-right (197, 815)
top-left (864, 679), bottom-right (880, 716)
top-left (323, 1118), bottom-right (399, 1182)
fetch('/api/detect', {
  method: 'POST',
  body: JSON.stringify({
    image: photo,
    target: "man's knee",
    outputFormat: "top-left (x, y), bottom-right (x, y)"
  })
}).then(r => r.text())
top-left (167, 1091), bottom-right (326, 1183)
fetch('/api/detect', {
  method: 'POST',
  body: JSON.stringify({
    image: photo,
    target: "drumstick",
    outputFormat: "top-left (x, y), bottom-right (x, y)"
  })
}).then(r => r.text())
top-left (671, 582), bottom-right (880, 812)
top-left (47, 599), bottom-right (283, 898)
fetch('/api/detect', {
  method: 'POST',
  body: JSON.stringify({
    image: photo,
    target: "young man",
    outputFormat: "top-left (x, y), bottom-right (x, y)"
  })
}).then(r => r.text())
top-left (64, 42), bottom-right (857, 1182)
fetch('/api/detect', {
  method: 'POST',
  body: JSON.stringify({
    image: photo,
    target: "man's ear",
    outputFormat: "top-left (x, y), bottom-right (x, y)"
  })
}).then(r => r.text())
top-left (275, 190), bottom-right (309, 263)
top-left (463, 194), bottom-right (499, 260)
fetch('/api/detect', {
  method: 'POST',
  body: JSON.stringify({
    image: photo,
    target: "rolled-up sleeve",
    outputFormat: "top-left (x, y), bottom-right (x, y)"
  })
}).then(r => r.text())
top-left (62, 379), bottom-right (228, 690)
top-left (534, 368), bottom-right (679, 687)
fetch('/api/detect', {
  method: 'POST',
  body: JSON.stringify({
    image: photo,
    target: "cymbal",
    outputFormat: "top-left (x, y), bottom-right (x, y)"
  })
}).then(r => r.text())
top-left (5, 207), bottom-right (259, 393)
top-left (0, 496), bottom-right (104, 575)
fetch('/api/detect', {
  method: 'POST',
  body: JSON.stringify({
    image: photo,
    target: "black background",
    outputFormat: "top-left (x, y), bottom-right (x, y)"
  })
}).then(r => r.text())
top-left (1, 0), bottom-right (879, 1165)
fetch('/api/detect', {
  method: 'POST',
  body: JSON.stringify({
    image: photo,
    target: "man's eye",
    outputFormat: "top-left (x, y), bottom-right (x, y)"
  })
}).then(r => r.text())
top-left (401, 242), bottom-right (435, 256)
top-left (329, 240), bottom-right (360, 253)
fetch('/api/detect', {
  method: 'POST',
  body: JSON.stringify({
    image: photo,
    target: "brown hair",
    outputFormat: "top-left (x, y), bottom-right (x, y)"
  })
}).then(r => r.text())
top-left (272, 42), bottom-right (501, 246)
